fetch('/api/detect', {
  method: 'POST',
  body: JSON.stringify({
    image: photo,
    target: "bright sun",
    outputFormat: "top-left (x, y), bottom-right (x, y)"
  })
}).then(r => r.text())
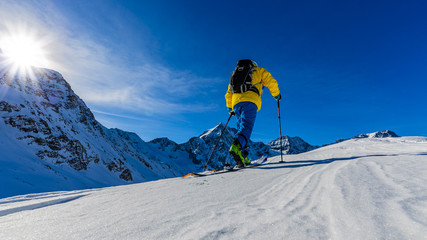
top-left (1, 32), bottom-right (49, 70)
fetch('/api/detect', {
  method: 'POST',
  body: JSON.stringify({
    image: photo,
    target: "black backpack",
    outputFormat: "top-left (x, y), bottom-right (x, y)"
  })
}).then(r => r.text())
top-left (230, 59), bottom-right (260, 95)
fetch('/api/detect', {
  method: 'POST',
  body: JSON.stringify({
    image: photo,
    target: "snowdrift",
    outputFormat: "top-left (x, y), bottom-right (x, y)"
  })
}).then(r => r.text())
top-left (1, 137), bottom-right (426, 240)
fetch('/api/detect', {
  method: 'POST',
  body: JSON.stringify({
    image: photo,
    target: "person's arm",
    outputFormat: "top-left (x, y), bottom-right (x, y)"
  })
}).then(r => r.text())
top-left (261, 68), bottom-right (280, 98)
top-left (225, 83), bottom-right (233, 109)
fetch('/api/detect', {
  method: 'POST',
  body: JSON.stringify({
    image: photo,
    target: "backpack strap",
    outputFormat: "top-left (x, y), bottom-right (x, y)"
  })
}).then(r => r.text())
top-left (249, 83), bottom-right (260, 96)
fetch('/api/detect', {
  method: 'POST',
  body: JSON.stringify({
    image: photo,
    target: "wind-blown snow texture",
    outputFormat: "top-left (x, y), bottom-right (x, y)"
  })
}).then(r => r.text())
top-left (0, 137), bottom-right (426, 240)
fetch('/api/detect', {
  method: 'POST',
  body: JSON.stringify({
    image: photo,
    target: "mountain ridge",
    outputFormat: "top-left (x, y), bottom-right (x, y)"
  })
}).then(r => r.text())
top-left (0, 64), bottom-right (400, 198)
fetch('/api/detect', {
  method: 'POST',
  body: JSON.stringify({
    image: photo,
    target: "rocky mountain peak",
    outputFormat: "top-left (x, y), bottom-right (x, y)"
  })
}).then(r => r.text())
top-left (353, 130), bottom-right (398, 139)
top-left (333, 130), bottom-right (399, 145)
top-left (269, 136), bottom-right (318, 154)
top-left (149, 137), bottom-right (181, 152)
top-left (199, 122), bottom-right (227, 139)
top-left (1, 63), bottom-right (193, 194)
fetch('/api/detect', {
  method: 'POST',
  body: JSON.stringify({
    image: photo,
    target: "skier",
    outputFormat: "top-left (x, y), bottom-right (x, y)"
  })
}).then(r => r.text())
top-left (225, 59), bottom-right (281, 168)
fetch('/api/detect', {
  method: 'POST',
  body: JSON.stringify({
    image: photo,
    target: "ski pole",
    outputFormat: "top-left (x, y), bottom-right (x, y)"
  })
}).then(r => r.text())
top-left (203, 114), bottom-right (233, 170)
top-left (278, 100), bottom-right (285, 163)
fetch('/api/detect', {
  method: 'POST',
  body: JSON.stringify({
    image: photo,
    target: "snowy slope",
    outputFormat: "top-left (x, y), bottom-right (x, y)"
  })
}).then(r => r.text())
top-left (1, 137), bottom-right (426, 240)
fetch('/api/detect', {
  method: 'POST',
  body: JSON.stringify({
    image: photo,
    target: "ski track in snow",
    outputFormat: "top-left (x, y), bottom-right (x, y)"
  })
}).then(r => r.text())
top-left (0, 137), bottom-right (426, 240)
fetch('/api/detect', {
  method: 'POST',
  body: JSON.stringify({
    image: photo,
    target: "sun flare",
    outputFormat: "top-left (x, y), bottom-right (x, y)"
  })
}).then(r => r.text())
top-left (0, 31), bottom-right (49, 72)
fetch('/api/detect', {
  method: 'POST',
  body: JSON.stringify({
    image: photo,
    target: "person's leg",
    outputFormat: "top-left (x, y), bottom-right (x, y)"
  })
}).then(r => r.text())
top-left (230, 102), bottom-right (257, 166)
top-left (234, 102), bottom-right (257, 148)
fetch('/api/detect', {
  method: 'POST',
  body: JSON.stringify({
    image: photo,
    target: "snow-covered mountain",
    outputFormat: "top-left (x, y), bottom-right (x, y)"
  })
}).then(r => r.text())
top-left (1, 137), bottom-right (426, 239)
top-left (180, 123), bottom-right (272, 169)
top-left (268, 135), bottom-right (318, 154)
top-left (334, 130), bottom-right (399, 144)
top-left (352, 130), bottom-right (398, 139)
top-left (0, 61), bottom-right (403, 198)
top-left (147, 122), bottom-right (273, 170)
top-left (0, 66), bottom-right (202, 198)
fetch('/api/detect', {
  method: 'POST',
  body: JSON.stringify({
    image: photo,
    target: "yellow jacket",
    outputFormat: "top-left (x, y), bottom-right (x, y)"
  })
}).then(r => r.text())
top-left (225, 65), bottom-right (280, 112)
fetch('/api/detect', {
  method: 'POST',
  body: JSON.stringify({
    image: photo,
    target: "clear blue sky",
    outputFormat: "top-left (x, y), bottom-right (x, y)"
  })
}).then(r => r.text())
top-left (1, 0), bottom-right (426, 145)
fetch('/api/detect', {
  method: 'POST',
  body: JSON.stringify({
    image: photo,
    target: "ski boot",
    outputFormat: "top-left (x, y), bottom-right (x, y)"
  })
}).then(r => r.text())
top-left (229, 138), bottom-right (244, 168)
top-left (241, 149), bottom-right (251, 166)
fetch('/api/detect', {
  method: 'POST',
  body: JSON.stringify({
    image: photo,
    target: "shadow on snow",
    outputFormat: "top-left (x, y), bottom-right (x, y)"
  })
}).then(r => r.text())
top-left (259, 152), bottom-right (427, 170)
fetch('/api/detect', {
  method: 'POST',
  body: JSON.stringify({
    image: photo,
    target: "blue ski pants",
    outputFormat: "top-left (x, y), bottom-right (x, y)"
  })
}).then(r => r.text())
top-left (234, 101), bottom-right (257, 149)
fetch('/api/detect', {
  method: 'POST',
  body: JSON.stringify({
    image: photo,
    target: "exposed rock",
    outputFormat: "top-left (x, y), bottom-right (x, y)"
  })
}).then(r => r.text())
top-left (120, 169), bottom-right (133, 181)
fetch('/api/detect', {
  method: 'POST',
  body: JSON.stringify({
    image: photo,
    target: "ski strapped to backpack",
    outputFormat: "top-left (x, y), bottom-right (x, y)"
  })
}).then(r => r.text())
top-left (230, 59), bottom-right (260, 96)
